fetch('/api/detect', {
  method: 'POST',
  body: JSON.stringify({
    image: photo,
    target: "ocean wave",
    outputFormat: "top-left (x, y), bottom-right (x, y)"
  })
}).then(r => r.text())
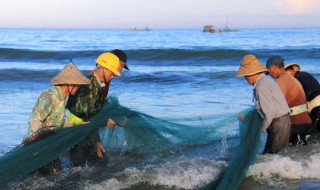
top-left (0, 68), bottom-right (238, 84)
top-left (0, 61), bottom-right (94, 71)
top-left (0, 69), bottom-right (89, 83)
top-left (0, 48), bottom-right (97, 62)
top-left (89, 157), bottom-right (226, 190)
top-left (1, 48), bottom-right (319, 63)
top-left (247, 144), bottom-right (320, 188)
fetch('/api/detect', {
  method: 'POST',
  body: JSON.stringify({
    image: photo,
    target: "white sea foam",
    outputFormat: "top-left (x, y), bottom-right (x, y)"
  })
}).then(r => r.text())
top-left (89, 157), bottom-right (226, 190)
top-left (247, 152), bottom-right (320, 187)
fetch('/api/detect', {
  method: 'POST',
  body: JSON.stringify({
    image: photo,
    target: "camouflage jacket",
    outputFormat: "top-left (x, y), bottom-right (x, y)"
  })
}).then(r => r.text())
top-left (28, 86), bottom-right (66, 136)
top-left (66, 73), bottom-right (109, 121)
top-left (66, 73), bottom-right (109, 146)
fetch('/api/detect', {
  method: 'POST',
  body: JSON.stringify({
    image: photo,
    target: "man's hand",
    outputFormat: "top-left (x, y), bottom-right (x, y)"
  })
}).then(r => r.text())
top-left (106, 118), bottom-right (116, 128)
top-left (95, 142), bottom-right (106, 159)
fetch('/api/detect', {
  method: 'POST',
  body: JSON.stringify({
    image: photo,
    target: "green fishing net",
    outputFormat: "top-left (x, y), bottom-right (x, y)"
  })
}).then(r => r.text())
top-left (202, 107), bottom-right (262, 190)
top-left (0, 96), bottom-right (262, 189)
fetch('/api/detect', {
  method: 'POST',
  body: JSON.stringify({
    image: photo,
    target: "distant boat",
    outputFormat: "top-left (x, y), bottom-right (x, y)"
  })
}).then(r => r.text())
top-left (203, 24), bottom-right (239, 33)
top-left (203, 25), bottom-right (215, 33)
top-left (131, 26), bottom-right (153, 32)
top-left (143, 26), bottom-right (152, 31)
top-left (222, 24), bottom-right (240, 32)
top-left (131, 27), bottom-right (138, 31)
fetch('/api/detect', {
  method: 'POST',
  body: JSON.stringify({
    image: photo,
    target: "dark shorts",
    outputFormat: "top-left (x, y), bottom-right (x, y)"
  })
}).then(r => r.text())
top-left (264, 114), bottom-right (291, 154)
top-left (310, 106), bottom-right (320, 132)
top-left (69, 143), bottom-right (108, 167)
top-left (290, 123), bottom-right (313, 146)
top-left (69, 144), bottom-right (99, 167)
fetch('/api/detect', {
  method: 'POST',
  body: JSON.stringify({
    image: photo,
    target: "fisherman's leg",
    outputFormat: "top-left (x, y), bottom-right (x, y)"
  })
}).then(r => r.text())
top-left (290, 125), bottom-right (299, 146)
top-left (84, 143), bottom-right (108, 167)
top-left (290, 124), bottom-right (312, 146)
top-left (299, 134), bottom-right (308, 145)
top-left (311, 106), bottom-right (320, 132)
top-left (268, 114), bottom-right (291, 154)
top-left (83, 131), bottom-right (108, 167)
top-left (301, 124), bottom-right (312, 145)
top-left (292, 124), bottom-right (312, 145)
top-left (263, 128), bottom-right (272, 154)
top-left (69, 144), bottom-right (88, 167)
top-left (37, 159), bottom-right (62, 175)
top-left (69, 132), bottom-right (102, 167)
top-left (86, 144), bottom-right (102, 166)
top-left (50, 159), bottom-right (62, 174)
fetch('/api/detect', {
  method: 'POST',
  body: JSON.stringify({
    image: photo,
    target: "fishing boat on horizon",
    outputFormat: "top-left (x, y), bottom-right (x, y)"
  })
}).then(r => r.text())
top-left (203, 23), bottom-right (239, 33)
top-left (131, 26), bottom-right (153, 31)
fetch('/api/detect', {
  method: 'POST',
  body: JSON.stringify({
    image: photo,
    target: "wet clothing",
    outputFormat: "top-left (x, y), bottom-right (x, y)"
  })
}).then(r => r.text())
top-left (28, 86), bottom-right (66, 136)
top-left (263, 114), bottom-right (291, 154)
top-left (66, 72), bottom-right (110, 166)
top-left (253, 74), bottom-right (291, 153)
top-left (275, 73), bottom-right (313, 145)
top-left (294, 71), bottom-right (320, 131)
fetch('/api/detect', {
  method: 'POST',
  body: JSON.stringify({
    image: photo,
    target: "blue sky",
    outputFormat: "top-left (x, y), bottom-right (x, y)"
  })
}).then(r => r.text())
top-left (0, 0), bottom-right (319, 29)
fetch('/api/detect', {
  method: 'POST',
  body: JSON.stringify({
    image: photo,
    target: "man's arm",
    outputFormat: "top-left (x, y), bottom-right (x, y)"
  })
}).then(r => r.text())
top-left (28, 92), bottom-right (54, 136)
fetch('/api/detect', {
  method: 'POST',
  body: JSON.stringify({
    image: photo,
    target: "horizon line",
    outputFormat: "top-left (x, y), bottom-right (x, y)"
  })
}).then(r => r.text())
top-left (1, 26), bottom-right (320, 30)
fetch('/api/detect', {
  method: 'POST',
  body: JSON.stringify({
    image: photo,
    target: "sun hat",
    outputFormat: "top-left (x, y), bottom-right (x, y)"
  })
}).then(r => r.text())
top-left (111, 49), bottom-right (130, 70)
top-left (96, 52), bottom-right (122, 76)
top-left (51, 62), bottom-right (90, 85)
top-left (236, 54), bottom-right (268, 77)
top-left (284, 62), bottom-right (300, 72)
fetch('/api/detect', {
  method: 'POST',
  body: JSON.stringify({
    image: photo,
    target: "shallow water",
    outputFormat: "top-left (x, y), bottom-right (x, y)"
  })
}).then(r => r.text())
top-left (1, 28), bottom-right (320, 189)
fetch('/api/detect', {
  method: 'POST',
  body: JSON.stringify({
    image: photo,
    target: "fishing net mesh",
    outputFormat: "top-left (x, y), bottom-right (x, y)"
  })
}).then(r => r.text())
top-left (0, 96), bottom-right (262, 189)
top-left (201, 107), bottom-right (262, 190)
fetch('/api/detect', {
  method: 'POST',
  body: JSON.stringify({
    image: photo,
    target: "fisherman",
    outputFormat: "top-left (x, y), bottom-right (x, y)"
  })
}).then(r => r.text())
top-left (284, 62), bottom-right (320, 132)
top-left (237, 54), bottom-right (291, 154)
top-left (26, 62), bottom-right (90, 174)
top-left (66, 50), bottom-right (129, 167)
top-left (266, 56), bottom-right (313, 146)
top-left (27, 62), bottom-right (90, 139)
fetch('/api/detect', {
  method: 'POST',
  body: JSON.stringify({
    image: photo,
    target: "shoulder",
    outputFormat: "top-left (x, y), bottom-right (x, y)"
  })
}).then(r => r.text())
top-left (297, 71), bottom-right (311, 77)
top-left (297, 71), bottom-right (317, 81)
top-left (257, 75), bottom-right (275, 87)
top-left (259, 74), bottom-right (271, 82)
top-left (278, 73), bottom-right (296, 84)
top-left (39, 86), bottom-right (58, 102)
top-left (256, 75), bottom-right (277, 92)
top-left (69, 75), bottom-right (96, 99)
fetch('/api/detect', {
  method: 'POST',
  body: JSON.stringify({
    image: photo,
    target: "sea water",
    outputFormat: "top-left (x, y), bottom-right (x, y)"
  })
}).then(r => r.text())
top-left (0, 28), bottom-right (320, 189)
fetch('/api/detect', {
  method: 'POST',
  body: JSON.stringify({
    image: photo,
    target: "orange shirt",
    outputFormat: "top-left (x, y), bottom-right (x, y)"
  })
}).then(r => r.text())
top-left (276, 73), bottom-right (312, 125)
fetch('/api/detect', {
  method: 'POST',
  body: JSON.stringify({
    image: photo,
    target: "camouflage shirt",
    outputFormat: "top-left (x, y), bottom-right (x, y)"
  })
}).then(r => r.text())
top-left (66, 73), bottom-right (109, 146)
top-left (28, 86), bottom-right (66, 136)
top-left (66, 73), bottom-right (109, 121)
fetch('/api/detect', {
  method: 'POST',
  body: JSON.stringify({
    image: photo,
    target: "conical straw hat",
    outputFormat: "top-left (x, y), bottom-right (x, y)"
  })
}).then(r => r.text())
top-left (51, 62), bottom-right (90, 85)
top-left (237, 54), bottom-right (268, 77)
top-left (284, 62), bottom-right (300, 72)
